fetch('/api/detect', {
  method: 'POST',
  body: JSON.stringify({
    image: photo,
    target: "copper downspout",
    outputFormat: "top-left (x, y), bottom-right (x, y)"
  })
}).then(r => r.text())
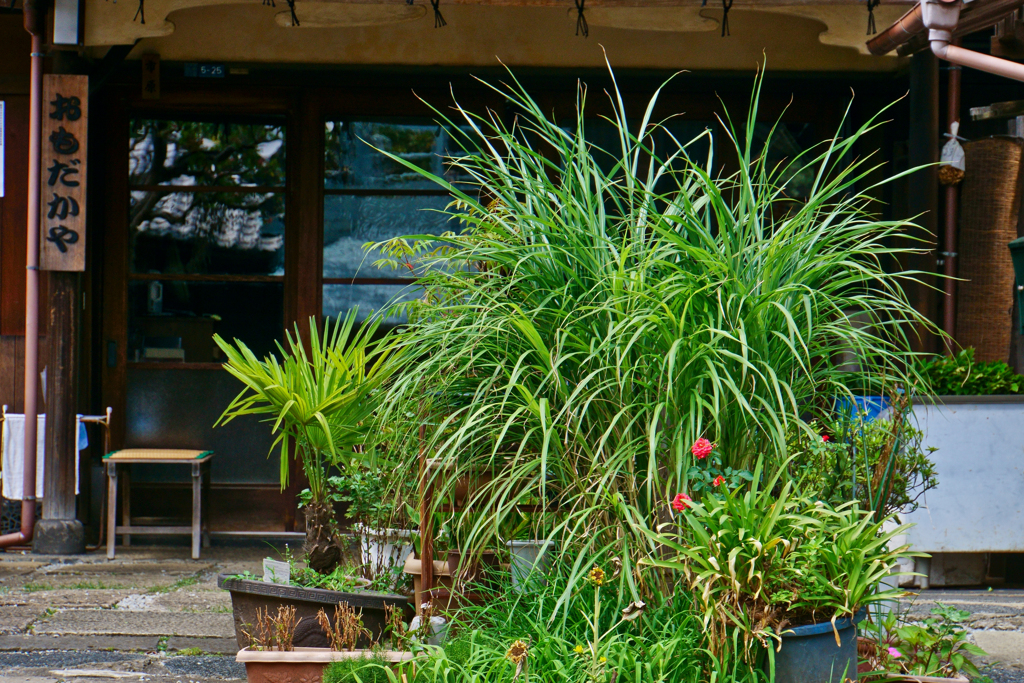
top-left (0, 0), bottom-right (45, 549)
top-left (923, 0), bottom-right (1024, 80)
top-left (942, 47), bottom-right (961, 350)
top-left (868, 3), bottom-right (924, 55)
top-left (868, 0), bottom-right (1024, 56)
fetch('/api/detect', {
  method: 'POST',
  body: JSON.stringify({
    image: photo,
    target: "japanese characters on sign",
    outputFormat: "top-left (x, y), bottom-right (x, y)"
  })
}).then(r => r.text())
top-left (40, 75), bottom-right (88, 271)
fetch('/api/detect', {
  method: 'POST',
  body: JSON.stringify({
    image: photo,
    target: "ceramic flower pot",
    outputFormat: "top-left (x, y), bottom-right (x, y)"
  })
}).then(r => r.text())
top-left (217, 574), bottom-right (411, 650)
top-left (773, 610), bottom-right (866, 683)
top-left (236, 647), bottom-right (415, 683)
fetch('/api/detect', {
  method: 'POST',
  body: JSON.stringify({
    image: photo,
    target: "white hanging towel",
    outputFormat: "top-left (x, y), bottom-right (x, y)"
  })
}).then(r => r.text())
top-left (1, 414), bottom-right (87, 500)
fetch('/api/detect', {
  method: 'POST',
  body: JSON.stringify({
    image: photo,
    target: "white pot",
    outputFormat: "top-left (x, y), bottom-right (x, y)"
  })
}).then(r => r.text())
top-left (408, 615), bottom-right (448, 646)
top-left (355, 523), bottom-right (414, 580)
top-left (507, 540), bottom-right (555, 592)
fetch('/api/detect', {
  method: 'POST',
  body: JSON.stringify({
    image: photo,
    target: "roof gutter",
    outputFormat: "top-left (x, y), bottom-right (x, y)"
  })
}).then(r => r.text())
top-left (0, 0), bottom-right (46, 549)
top-left (924, 0), bottom-right (1024, 80)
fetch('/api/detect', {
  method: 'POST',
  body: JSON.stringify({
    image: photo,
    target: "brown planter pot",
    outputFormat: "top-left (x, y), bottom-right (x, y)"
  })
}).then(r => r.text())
top-left (446, 549), bottom-right (501, 594)
top-left (236, 647), bottom-right (415, 683)
top-left (426, 458), bottom-right (495, 507)
top-left (218, 574), bottom-right (412, 650)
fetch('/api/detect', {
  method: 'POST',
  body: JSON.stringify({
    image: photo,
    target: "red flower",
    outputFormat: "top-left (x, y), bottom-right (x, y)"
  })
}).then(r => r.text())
top-left (713, 475), bottom-right (725, 487)
top-left (691, 437), bottom-right (715, 460)
top-left (821, 434), bottom-right (830, 442)
top-left (671, 493), bottom-right (691, 512)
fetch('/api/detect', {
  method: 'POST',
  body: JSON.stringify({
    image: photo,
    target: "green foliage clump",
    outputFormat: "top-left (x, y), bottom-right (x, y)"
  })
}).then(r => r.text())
top-left (860, 603), bottom-right (989, 680)
top-left (369, 62), bottom-right (940, 615)
top-left (648, 460), bottom-right (916, 666)
top-left (789, 417), bottom-right (938, 518)
top-left (421, 556), bottom-right (707, 683)
top-left (442, 635), bottom-right (472, 667)
top-left (916, 347), bottom-right (1024, 396)
top-left (322, 654), bottom-right (393, 683)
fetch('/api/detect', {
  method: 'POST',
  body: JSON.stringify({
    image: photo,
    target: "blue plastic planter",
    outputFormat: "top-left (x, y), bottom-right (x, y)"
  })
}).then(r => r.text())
top-left (834, 396), bottom-right (890, 422)
top-left (772, 611), bottom-right (866, 683)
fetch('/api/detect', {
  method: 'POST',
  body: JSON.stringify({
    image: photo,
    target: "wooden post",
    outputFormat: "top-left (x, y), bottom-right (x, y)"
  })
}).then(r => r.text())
top-left (418, 421), bottom-right (433, 614)
top-left (34, 270), bottom-right (84, 553)
top-left (908, 51), bottom-right (941, 354)
top-left (191, 461), bottom-right (201, 560)
top-left (106, 461), bottom-right (117, 559)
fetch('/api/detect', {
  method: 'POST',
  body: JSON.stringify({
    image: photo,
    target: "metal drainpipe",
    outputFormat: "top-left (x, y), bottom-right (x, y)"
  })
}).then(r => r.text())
top-left (924, 0), bottom-right (1024, 81)
top-left (0, 0), bottom-right (46, 549)
top-left (942, 43), bottom-right (961, 351)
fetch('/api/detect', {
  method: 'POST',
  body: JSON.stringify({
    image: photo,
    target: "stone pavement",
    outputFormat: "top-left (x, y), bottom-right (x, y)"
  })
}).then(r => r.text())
top-left (0, 544), bottom-right (264, 683)
top-left (1, 545), bottom-right (1023, 682)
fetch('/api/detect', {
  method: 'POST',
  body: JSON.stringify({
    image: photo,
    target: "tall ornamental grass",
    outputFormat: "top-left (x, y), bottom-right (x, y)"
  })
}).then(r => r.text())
top-left (371, 62), bottom-right (938, 611)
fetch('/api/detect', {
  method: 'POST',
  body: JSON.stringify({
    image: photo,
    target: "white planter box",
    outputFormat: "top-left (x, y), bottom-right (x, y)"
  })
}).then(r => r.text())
top-left (354, 524), bottom-right (414, 579)
top-left (903, 396), bottom-right (1024, 553)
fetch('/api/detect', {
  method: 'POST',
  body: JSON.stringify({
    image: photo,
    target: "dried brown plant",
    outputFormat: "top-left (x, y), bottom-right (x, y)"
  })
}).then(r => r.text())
top-left (384, 603), bottom-right (408, 651)
top-left (315, 604), bottom-right (370, 652)
top-left (242, 605), bottom-right (297, 651)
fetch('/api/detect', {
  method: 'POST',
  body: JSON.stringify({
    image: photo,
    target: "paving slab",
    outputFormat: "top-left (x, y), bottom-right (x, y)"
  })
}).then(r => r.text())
top-left (42, 562), bottom-right (213, 576)
top-left (1, 590), bottom-right (132, 609)
top-left (33, 611), bottom-right (234, 638)
top-left (166, 638), bottom-right (237, 656)
top-left (975, 630), bottom-right (1024, 668)
top-left (0, 561), bottom-right (46, 579)
top-left (151, 590), bottom-right (231, 613)
top-left (0, 636), bottom-right (158, 652)
top-left (0, 606), bottom-right (47, 635)
top-left (0, 653), bottom-right (246, 683)
top-left (0, 653), bottom-right (145, 669)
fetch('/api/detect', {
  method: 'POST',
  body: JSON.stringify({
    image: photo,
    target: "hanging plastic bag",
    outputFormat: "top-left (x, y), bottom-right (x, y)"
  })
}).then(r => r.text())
top-left (939, 121), bottom-right (966, 186)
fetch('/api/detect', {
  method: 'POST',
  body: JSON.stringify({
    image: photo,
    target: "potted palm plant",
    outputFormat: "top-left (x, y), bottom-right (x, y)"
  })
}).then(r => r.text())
top-left (214, 310), bottom-right (411, 647)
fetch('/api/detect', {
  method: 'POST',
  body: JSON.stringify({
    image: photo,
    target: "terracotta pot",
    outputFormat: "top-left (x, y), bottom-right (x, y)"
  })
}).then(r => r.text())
top-left (218, 574), bottom-right (412, 649)
top-left (236, 647), bottom-right (415, 683)
top-left (426, 458), bottom-right (495, 507)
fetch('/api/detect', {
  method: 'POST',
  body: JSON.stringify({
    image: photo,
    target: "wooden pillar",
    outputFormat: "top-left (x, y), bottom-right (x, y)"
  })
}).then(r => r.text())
top-left (907, 52), bottom-right (941, 354)
top-left (281, 90), bottom-right (324, 532)
top-left (34, 270), bottom-right (85, 553)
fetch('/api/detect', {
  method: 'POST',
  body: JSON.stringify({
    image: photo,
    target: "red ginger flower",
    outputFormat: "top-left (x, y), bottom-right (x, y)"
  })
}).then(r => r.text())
top-left (671, 493), bottom-right (691, 511)
top-left (713, 475), bottom-right (725, 487)
top-left (691, 437), bottom-right (715, 460)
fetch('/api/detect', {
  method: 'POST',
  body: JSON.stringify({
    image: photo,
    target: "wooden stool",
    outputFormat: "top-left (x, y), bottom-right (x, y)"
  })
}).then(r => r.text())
top-left (104, 449), bottom-right (213, 560)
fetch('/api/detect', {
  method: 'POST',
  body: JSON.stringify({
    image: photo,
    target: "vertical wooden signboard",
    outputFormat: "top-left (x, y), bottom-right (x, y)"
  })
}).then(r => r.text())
top-left (40, 74), bottom-right (87, 272)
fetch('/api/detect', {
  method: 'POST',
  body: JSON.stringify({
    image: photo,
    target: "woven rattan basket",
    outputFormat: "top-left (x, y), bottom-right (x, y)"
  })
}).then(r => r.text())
top-left (956, 137), bottom-right (1024, 362)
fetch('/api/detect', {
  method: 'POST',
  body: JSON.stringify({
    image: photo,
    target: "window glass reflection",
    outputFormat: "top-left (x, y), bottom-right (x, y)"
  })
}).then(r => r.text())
top-left (323, 194), bottom-right (457, 278)
top-left (324, 120), bottom-right (470, 190)
top-left (322, 283), bottom-right (419, 327)
top-left (130, 191), bottom-right (285, 276)
top-left (129, 119), bottom-right (286, 187)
